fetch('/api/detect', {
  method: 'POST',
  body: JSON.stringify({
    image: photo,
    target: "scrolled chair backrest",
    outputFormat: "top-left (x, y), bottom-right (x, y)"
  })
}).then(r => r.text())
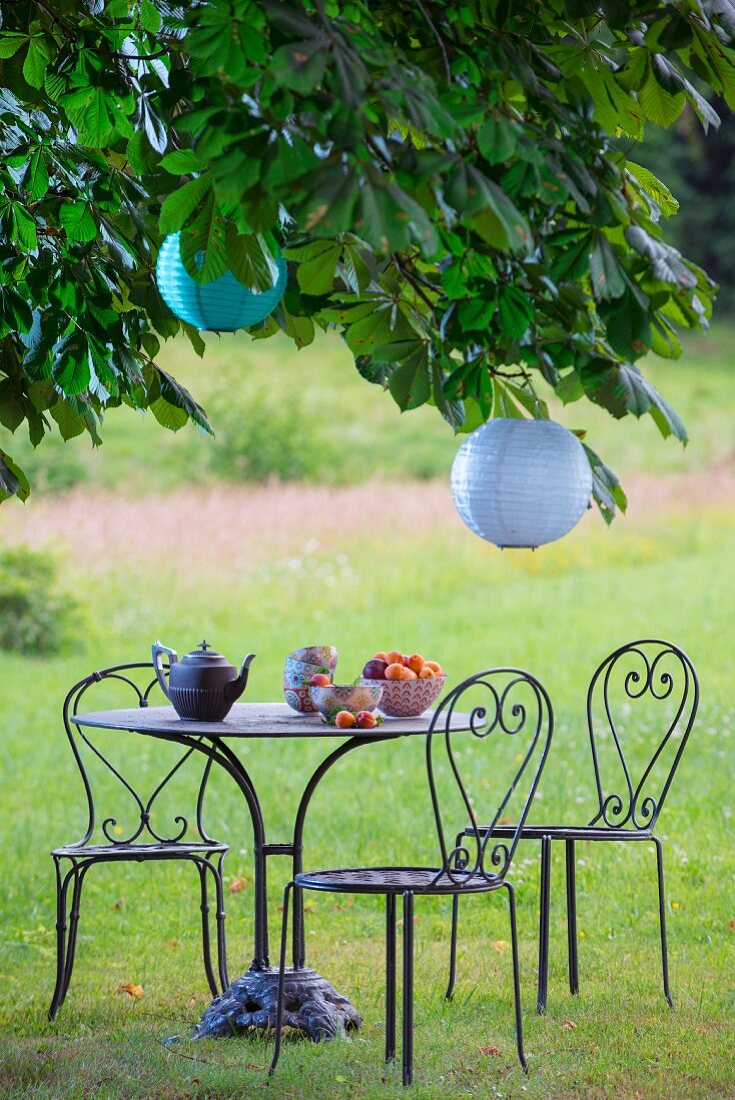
top-left (62, 662), bottom-right (218, 848)
top-left (425, 668), bottom-right (554, 885)
top-left (586, 639), bottom-right (699, 832)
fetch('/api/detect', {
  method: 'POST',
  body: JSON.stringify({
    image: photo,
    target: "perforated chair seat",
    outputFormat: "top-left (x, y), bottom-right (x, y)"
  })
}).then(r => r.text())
top-left (296, 865), bottom-right (502, 895)
top-left (53, 840), bottom-right (228, 860)
top-left (469, 824), bottom-right (652, 842)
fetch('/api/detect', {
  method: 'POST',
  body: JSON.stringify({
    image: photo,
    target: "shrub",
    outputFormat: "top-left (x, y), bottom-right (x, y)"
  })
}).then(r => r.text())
top-left (0, 546), bottom-right (80, 655)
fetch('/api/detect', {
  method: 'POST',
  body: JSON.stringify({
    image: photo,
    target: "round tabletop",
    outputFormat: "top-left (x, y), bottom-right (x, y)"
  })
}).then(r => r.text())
top-left (72, 701), bottom-right (468, 739)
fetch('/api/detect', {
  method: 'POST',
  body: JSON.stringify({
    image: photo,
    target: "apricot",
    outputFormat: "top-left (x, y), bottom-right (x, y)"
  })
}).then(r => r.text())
top-left (406, 653), bottom-right (425, 674)
top-left (385, 662), bottom-right (405, 681)
top-left (401, 667), bottom-right (418, 680)
top-left (356, 710), bottom-right (377, 729)
top-left (385, 650), bottom-right (404, 666)
top-left (418, 666), bottom-right (435, 679)
top-left (335, 710), bottom-right (357, 728)
top-left (374, 652), bottom-right (388, 661)
top-left (425, 661), bottom-right (443, 676)
top-left (310, 673), bottom-right (332, 687)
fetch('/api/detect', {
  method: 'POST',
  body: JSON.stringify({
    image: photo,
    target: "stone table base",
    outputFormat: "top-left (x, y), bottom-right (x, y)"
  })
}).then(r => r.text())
top-left (195, 967), bottom-right (362, 1041)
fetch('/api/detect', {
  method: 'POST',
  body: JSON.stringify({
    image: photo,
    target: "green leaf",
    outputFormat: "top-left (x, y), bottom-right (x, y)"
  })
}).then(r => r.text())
top-left (625, 226), bottom-right (696, 289)
top-left (583, 443), bottom-right (626, 522)
top-left (548, 230), bottom-right (593, 282)
top-left (159, 149), bottom-right (202, 175)
top-left (0, 380), bottom-right (26, 432)
top-left (226, 227), bottom-right (279, 291)
top-left (52, 332), bottom-right (91, 395)
top-left (140, 0), bottom-right (162, 33)
top-left (457, 297), bottom-right (496, 331)
top-left (156, 365), bottom-right (212, 434)
top-left (23, 37), bottom-right (51, 89)
top-left (447, 163), bottom-right (530, 252)
top-left (0, 450), bottom-right (30, 502)
top-left (302, 168), bottom-right (358, 236)
top-left (49, 399), bottom-right (88, 441)
top-left (388, 344), bottom-right (431, 411)
top-left (626, 162), bottom-right (679, 217)
top-left (180, 193), bottom-right (228, 284)
top-left (497, 285), bottom-right (534, 340)
top-left (589, 235), bottom-right (627, 301)
top-left (271, 39), bottom-right (328, 94)
top-left (60, 202), bottom-right (97, 243)
top-left (0, 284), bottom-right (33, 332)
top-left (276, 307), bottom-right (315, 348)
top-left (477, 114), bottom-right (518, 164)
top-left (0, 33), bottom-right (28, 59)
top-left (433, 359), bottom-right (465, 430)
top-left (159, 176), bottom-right (211, 235)
top-left (555, 370), bottom-right (584, 405)
top-left (24, 148), bottom-right (49, 201)
top-left (63, 86), bottom-right (134, 146)
top-left (12, 205), bottom-right (38, 252)
top-left (639, 68), bottom-right (685, 128)
top-left (294, 241), bottom-right (341, 296)
top-left (492, 378), bottom-right (525, 418)
top-left (150, 396), bottom-right (189, 431)
top-left (601, 292), bottom-right (651, 358)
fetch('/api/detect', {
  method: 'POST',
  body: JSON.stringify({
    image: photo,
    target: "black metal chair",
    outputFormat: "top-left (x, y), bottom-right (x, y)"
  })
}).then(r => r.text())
top-left (269, 668), bottom-right (554, 1086)
top-left (49, 662), bottom-right (229, 1021)
top-left (447, 639), bottom-right (699, 1014)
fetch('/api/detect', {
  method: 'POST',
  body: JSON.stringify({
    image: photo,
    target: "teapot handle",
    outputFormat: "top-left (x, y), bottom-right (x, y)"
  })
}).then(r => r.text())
top-left (151, 641), bottom-right (177, 701)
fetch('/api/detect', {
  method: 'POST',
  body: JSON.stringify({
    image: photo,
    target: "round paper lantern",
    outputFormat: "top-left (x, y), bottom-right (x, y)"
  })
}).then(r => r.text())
top-left (450, 418), bottom-right (593, 549)
top-left (156, 232), bottom-right (287, 331)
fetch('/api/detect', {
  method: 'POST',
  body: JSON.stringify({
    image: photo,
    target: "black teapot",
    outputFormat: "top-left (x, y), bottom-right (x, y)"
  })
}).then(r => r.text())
top-left (152, 639), bottom-right (256, 722)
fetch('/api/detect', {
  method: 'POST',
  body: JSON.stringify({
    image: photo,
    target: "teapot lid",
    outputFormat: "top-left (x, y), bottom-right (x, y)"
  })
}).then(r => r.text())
top-left (180, 640), bottom-right (234, 669)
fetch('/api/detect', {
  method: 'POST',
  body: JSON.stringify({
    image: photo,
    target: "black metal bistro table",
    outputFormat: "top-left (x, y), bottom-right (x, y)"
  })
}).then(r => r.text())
top-left (72, 701), bottom-right (467, 1040)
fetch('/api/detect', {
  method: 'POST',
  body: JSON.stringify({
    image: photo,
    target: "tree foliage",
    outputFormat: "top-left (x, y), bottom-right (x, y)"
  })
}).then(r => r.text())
top-left (1, 1), bottom-right (734, 515)
top-left (637, 99), bottom-right (735, 305)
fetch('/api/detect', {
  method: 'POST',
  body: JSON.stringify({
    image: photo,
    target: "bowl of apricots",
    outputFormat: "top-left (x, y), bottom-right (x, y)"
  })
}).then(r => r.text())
top-left (360, 651), bottom-right (446, 718)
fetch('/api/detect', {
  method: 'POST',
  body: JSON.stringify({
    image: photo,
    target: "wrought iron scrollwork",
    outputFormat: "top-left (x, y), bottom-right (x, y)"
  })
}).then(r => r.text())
top-left (63, 663), bottom-right (219, 849)
top-left (587, 640), bottom-right (699, 832)
top-left (426, 668), bottom-right (554, 885)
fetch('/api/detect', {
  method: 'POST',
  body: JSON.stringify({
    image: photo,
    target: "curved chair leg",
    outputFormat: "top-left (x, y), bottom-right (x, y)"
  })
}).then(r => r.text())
top-left (195, 860), bottom-right (220, 998)
top-left (59, 861), bottom-right (91, 1007)
top-left (446, 896), bottom-right (459, 1002)
top-left (504, 882), bottom-right (528, 1073)
top-left (654, 837), bottom-right (673, 1007)
top-left (402, 891), bottom-right (414, 1087)
top-left (445, 830), bottom-right (465, 1001)
top-left (385, 893), bottom-right (396, 1063)
top-left (565, 839), bottom-right (579, 995)
top-left (49, 857), bottom-right (73, 1021)
top-left (269, 881), bottom-right (294, 1078)
top-left (212, 853), bottom-right (229, 992)
top-left (537, 835), bottom-right (552, 1014)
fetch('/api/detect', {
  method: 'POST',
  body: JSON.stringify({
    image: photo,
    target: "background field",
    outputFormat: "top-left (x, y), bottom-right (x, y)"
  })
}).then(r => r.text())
top-left (0, 328), bottom-right (733, 1099)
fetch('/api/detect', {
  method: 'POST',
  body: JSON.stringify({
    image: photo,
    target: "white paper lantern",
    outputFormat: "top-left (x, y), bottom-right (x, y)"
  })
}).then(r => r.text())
top-left (450, 418), bottom-right (593, 549)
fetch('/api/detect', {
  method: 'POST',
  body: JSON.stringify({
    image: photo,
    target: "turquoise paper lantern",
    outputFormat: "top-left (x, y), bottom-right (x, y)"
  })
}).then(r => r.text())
top-left (156, 232), bottom-right (287, 331)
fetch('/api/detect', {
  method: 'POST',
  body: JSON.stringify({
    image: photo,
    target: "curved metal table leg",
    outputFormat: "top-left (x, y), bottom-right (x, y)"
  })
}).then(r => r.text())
top-left (186, 731), bottom-right (395, 1041)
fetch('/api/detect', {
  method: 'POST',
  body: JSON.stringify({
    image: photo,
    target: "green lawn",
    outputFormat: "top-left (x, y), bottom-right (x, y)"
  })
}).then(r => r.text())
top-left (0, 330), bottom-right (734, 1098)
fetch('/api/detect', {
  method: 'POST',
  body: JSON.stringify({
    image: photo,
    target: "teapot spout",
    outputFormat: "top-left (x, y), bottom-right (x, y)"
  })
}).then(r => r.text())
top-left (224, 653), bottom-right (256, 704)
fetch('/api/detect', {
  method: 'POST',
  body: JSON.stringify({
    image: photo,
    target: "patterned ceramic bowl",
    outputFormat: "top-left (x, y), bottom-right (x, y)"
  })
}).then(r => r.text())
top-left (283, 685), bottom-right (321, 714)
top-left (283, 657), bottom-right (328, 690)
top-left (287, 645), bottom-right (339, 670)
top-left (361, 675), bottom-right (446, 718)
top-left (309, 683), bottom-right (384, 719)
